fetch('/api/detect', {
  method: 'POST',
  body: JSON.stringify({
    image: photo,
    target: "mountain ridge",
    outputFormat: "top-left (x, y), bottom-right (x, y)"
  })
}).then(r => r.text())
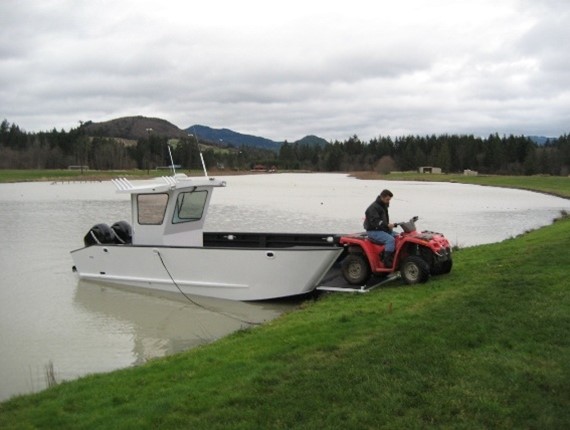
top-left (186, 124), bottom-right (281, 151)
top-left (82, 116), bottom-right (188, 140)
top-left (79, 116), bottom-right (555, 149)
top-left (186, 124), bottom-right (329, 150)
top-left (80, 116), bottom-right (328, 150)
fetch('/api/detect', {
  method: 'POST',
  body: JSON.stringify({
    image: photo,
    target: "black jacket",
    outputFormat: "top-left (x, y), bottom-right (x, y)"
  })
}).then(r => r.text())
top-left (364, 196), bottom-right (390, 232)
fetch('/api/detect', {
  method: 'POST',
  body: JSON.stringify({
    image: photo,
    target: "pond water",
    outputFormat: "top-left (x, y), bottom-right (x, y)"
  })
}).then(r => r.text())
top-left (0, 173), bottom-right (568, 401)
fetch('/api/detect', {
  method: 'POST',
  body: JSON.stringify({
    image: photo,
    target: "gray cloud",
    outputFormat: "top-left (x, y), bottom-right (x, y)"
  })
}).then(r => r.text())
top-left (1, 0), bottom-right (569, 141)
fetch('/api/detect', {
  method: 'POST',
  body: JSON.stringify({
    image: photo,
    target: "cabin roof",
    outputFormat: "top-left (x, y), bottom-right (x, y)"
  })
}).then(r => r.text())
top-left (111, 174), bottom-right (226, 194)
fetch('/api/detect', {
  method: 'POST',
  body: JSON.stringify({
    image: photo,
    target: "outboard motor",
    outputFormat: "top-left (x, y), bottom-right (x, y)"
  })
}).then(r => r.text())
top-left (83, 223), bottom-right (115, 246)
top-left (111, 221), bottom-right (132, 244)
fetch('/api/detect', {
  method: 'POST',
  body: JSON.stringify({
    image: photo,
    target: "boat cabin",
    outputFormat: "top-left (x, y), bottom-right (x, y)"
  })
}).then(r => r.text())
top-left (112, 174), bottom-right (226, 247)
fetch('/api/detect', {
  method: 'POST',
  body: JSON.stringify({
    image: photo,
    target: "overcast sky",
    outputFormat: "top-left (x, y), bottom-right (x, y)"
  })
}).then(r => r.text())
top-left (1, 0), bottom-right (568, 141)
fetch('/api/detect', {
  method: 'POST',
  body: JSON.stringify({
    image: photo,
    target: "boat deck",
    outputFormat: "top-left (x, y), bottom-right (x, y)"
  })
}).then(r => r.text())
top-left (204, 232), bottom-right (402, 294)
top-left (203, 232), bottom-right (341, 248)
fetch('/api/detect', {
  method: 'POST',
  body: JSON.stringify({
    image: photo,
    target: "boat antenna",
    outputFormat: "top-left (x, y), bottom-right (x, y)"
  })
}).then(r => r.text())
top-left (191, 126), bottom-right (209, 178)
top-left (167, 144), bottom-right (176, 177)
top-left (200, 152), bottom-right (208, 178)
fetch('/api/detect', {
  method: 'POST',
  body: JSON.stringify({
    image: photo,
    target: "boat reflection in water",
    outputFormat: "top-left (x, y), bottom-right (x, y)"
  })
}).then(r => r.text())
top-left (73, 279), bottom-right (297, 364)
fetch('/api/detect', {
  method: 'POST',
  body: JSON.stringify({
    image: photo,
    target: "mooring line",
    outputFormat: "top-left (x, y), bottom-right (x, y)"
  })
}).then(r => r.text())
top-left (154, 250), bottom-right (262, 326)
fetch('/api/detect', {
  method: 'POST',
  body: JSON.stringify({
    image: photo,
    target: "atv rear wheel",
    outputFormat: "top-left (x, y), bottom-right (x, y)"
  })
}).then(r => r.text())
top-left (341, 253), bottom-right (371, 285)
top-left (400, 256), bottom-right (430, 284)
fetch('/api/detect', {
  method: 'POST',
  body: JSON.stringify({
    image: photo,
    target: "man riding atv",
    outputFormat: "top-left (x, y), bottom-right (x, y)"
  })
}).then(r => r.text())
top-left (338, 189), bottom-right (453, 286)
top-left (364, 189), bottom-right (398, 267)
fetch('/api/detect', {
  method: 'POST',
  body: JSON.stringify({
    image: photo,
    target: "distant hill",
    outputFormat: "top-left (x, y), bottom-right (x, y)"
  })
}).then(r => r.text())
top-left (82, 116), bottom-right (188, 140)
top-left (528, 136), bottom-right (557, 145)
top-left (80, 116), bottom-right (328, 151)
top-left (186, 125), bottom-right (329, 151)
top-left (186, 125), bottom-right (282, 151)
top-left (294, 135), bottom-right (328, 147)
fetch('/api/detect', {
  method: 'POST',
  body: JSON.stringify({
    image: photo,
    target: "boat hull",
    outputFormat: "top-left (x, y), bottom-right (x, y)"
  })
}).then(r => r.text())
top-left (71, 244), bottom-right (343, 301)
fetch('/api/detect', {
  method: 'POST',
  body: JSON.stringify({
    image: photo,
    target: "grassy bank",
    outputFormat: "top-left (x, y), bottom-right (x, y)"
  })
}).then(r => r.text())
top-left (352, 171), bottom-right (570, 199)
top-left (0, 169), bottom-right (203, 183)
top-left (1, 213), bottom-right (569, 428)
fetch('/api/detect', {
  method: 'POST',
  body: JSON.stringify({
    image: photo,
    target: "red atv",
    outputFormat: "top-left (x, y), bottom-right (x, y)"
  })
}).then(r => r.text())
top-left (339, 216), bottom-right (453, 286)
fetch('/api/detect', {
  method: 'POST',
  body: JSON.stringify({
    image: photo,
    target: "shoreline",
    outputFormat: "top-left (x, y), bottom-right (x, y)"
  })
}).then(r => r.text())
top-left (347, 170), bottom-right (570, 200)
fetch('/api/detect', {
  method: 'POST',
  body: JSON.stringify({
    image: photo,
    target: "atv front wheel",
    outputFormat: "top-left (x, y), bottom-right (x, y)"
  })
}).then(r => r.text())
top-left (341, 253), bottom-right (371, 285)
top-left (431, 258), bottom-right (453, 275)
top-left (400, 256), bottom-right (430, 284)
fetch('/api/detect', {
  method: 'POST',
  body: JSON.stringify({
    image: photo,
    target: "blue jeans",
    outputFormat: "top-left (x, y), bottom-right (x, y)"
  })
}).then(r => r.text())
top-left (367, 230), bottom-right (398, 252)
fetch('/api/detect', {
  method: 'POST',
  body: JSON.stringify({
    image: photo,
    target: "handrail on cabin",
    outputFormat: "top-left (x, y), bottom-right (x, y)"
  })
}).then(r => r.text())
top-left (111, 178), bottom-right (134, 191)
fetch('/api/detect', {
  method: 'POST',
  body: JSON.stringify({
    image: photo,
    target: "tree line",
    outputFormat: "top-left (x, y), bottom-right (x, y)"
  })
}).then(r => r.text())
top-left (1, 119), bottom-right (569, 175)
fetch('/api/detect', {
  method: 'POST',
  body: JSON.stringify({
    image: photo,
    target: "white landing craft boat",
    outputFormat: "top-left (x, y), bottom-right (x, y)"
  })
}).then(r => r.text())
top-left (71, 174), bottom-right (343, 301)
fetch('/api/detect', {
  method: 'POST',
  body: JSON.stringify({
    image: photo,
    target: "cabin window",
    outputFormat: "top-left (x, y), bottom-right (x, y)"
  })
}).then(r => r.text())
top-left (172, 190), bottom-right (208, 224)
top-left (137, 193), bottom-right (169, 225)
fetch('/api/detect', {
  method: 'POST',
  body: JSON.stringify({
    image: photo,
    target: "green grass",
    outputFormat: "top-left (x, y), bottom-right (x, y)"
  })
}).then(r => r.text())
top-left (0, 169), bottom-right (148, 183)
top-left (353, 171), bottom-right (570, 199)
top-left (1, 215), bottom-right (569, 429)
top-left (0, 169), bottom-right (212, 183)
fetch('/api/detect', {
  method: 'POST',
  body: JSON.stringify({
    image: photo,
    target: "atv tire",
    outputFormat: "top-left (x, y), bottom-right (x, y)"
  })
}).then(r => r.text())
top-left (400, 255), bottom-right (430, 284)
top-left (341, 253), bottom-right (371, 285)
top-left (431, 258), bottom-right (453, 275)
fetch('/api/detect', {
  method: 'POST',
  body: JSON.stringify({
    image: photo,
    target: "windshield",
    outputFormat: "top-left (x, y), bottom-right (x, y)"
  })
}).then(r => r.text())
top-left (172, 190), bottom-right (208, 224)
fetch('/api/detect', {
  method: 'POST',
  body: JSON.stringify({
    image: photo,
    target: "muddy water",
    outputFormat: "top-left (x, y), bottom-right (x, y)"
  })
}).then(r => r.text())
top-left (0, 174), bottom-right (568, 401)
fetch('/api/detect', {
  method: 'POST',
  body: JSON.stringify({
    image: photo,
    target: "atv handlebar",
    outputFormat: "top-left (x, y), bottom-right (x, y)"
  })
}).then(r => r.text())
top-left (394, 216), bottom-right (419, 228)
top-left (394, 216), bottom-right (419, 233)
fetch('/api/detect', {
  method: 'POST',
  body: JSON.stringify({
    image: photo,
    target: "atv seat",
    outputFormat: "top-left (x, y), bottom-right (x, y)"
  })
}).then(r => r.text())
top-left (365, 234), bottom-right (386, 247)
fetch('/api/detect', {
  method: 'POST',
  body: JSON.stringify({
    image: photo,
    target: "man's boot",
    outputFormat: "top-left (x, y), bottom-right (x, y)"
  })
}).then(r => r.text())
top-left (383, 251), bottom-right (394, 268)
